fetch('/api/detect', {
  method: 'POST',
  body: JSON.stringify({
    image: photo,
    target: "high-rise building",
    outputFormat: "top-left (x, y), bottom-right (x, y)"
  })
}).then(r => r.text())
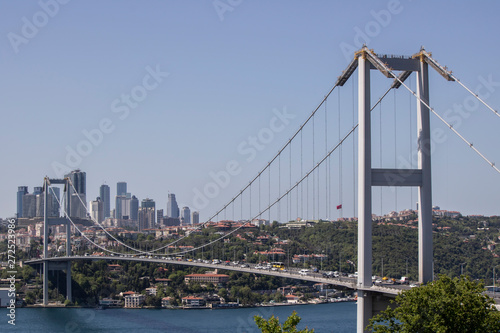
top-left (36, 187), bottom-right (61, 217)
top-left (22, 193), bottom-right (36, 218)
top-left (141, 198), bottom-right (156, 225)
top-left (181, 207), bottom-right (191, 225)
top-left (130, 195), bottom-right (139, 221)
top-left (116, 193), bottom-right (132, 219)
top-left (192, 211), bottom-right (200, 225)
top-left (65, 170), bottom-right (87, 218)
top-left (167, 193), bottom-right (179, 218)
top-left (17, 186), bottom-right (28, 218)
top-left (33, 187), bottom-right (43, 195)
top-left (157, 209), bottom-right (164, 224)
top-left (50, 187), bottom-right (60, 217)
top-left (89, 197), bottom-right (104, 223)
top-left (99, 184), bottom-right (110, 218)
top-left (115, 195), bottom-right (125, 219)
top-left (36, 194), bottom-right (43, 217)
top-left (138, 207), bottom-right (155, 231)
top-left (117, 182), bottom-right (127, 196)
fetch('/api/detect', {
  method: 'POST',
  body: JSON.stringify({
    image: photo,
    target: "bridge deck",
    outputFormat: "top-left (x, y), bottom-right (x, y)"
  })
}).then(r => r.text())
top-left (25, 256), bottom-right (408, 296)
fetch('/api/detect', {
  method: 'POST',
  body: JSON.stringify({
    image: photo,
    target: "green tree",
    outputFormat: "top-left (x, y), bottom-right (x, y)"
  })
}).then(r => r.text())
top-left (369, 275), bottom-right (500, 332)
top-left (254, 311), bottom-right (314, 333)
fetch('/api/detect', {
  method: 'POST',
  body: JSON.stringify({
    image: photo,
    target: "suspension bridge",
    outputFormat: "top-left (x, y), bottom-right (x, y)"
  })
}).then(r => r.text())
top-left (25, 46), bottom-right (500, 332)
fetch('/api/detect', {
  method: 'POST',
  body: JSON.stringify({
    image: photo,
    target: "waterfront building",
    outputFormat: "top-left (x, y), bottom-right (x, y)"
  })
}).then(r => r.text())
top-left (182, 296), bottom-right (206, 308)
top-left (124, 294), bottom-right (145, 308)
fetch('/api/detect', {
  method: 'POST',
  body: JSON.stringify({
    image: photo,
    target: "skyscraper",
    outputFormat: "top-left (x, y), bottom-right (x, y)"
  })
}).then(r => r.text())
top-left (33, 187), bottom-right (43, 195)
top-left (64, 170), bottom-right (87, 218)
top-left (89, 197), bottom-right (104, 223)
top-left (17, 186), bottom-right (28, 218)
top-left (138, 207), bottom-right (155, 231)
top-left (181, 206), bottom-right (191, 225)
top-left (22, 193), bottom-right (36, 218)
top-left (141, 198), bottom-right (156, 225)
top-left (50, 187), bottom-right (60, 217)
top-left (115, 195), bottom-right (124, 219)
top-left (157, 209), bottom-right (164, 224)
top-left (130, 195), bottom-right (139, 221)
top-left (192, 211), bottom-right (200, 225)
top-left (99, 184), bottom-right (110, 218)
top-left (117, 182), bottom-right (127, 196)
top-left (167, 194), bottom-right (179, 218)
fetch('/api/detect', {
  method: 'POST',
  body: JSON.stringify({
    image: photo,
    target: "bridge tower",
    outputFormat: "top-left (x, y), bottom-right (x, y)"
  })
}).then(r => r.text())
top-left (43, 177), bottom-right (73, 306)
top-left (335, 46), bottom-right (446, 332)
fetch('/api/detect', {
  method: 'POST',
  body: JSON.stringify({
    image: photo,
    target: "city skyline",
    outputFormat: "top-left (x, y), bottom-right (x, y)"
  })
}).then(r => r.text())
top-left (16, 176), bottom-right (200, 228)
top-left (1, 1), bottom-right (500, 221)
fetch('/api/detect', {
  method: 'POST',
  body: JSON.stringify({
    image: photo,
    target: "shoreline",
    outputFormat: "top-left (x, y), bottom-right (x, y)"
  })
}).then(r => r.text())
top-left (19, 297), bottom-right (356, 310)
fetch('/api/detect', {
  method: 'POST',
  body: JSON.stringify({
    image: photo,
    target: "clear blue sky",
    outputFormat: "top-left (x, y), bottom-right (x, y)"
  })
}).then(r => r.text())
top-left (1, 0), bottom-right (499, 221)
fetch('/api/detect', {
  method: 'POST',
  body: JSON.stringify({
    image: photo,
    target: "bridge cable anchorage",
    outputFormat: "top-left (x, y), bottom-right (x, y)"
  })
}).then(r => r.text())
top-left (367, 51), bottom-right (500, 175)
top-left (423, 52), bottom-right (500, 120)
top-left (49, 186), bottom-right (127, 256)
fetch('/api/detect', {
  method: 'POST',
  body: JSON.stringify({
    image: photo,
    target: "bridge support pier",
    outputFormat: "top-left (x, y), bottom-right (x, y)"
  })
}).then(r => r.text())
top-left (42, 177), bottom-right (73, 306)
top-left (416, 59), bottom-right (433, 284)
top-left (357, 52), bottom-right (372, 333)
top-left (357, 290), bottom-right (373, 332)
top-left (66, 261), bottom-right (72, 301)
top-left (43, 261), bottom-right (48, 306)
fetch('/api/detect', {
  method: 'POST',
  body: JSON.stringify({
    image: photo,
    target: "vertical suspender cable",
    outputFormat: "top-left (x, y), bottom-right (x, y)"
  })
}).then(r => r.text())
top-left (312, 113), bottom-right (315, 220)
top-left (278, 154), bottom-right (281, 222)
top-left (325, 97), bottom-right (328, 219)
top-left (409, 77), bottom-right (414, 210)
top-left (258, 175), bottom-right (261, 218)
top-left (269, 167), bottom-right (271, 222)
top-left (338, 88), bottom-right (343, 218)
top-left (352, 74), bottom-right (356, 218)
top-left (289, 144), bottom-right (292, 222)
top-left (249, 183), bottom-right (252, 222)
top-left (394, 89), bottom-right (398, 212)
top-left (380, 100), bottom-right (383, 216)
top-left (301, 131), bottom-right (304, 218)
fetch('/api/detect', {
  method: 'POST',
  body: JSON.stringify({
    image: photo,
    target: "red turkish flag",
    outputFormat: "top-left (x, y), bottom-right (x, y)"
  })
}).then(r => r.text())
top-left (336, 204), bottom-right (342, 210)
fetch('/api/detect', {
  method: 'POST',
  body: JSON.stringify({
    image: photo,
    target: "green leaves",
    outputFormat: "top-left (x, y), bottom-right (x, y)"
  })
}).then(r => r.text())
top-left (369, 275), bottom-right (500, 333)
top-left (254, 311), bottom-right (314, 333)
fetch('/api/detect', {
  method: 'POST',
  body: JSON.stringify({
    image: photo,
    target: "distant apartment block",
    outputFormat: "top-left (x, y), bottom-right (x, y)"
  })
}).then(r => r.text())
top-left (124, 294), bottom-right (145, 308)
top-left (184, 273), bottom-right (229, 285)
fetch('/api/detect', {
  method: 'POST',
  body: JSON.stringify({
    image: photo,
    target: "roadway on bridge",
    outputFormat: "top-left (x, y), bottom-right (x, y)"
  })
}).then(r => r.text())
top-left (26, 255), bottom-right (413, 296)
